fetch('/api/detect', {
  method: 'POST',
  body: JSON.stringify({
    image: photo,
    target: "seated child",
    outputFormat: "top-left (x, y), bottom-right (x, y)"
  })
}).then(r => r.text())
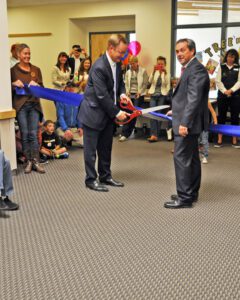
top-left (40, 120), bottom-right (69, 159)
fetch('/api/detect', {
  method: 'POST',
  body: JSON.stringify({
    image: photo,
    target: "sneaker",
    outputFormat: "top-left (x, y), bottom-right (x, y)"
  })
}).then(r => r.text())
top-left (24, 160), bottom-right (33, 174)
top-left (214, 142), bottom-right (223, 148)
top-left (232, 142), bottom-right (240, 149)
top-left (39, 154), bottom-right (49, 164)
top-left (55, 152), bottom-right (69, 159)
top-left (0, 198), bottom-right (9, 210)
top-left (2, 197), bottom-right (19, 210)
top-left (32, 159), bottom-right (46, 173)
top-left (119, 136), bottom-right (127, 142)
top-left (202, 156), bottom-right (208, 164)
top-left (147, 135), bottom-right (158, 143)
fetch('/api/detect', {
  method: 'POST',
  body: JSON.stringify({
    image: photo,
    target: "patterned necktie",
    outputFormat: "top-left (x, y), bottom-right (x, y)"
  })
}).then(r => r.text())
top-left (181, 66), bottom-right (186, 76)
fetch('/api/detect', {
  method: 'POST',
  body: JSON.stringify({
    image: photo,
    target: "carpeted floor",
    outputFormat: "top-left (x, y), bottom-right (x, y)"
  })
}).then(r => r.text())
top-left (1, 136), bottom-right (240, 300)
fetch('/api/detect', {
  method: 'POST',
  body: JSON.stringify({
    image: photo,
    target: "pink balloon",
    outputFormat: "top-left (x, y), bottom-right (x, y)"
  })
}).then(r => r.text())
top-left (128, 41), bottom-right (141, 56)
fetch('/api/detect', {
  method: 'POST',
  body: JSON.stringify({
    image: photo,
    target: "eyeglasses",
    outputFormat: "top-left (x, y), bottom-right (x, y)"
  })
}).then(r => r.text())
top-left (112, 47), bottom-right (126, 56)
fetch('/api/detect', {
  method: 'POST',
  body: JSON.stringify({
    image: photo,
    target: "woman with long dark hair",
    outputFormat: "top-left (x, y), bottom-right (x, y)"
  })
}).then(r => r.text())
top-left (215, 49), bottom-right (240, 148)
top-left (52, 52), bottom-right (71, 90)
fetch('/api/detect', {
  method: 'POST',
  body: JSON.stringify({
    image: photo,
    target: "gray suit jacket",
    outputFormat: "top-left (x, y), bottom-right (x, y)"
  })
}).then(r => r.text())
top-left (78, 53), bottom-right (125, 130)
top-left (172, 57), bottom-right (210, 135)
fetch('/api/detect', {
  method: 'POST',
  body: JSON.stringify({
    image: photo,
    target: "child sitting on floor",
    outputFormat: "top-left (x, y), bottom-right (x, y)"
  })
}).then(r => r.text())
top-left (40, 120), bottom-right (69, 159)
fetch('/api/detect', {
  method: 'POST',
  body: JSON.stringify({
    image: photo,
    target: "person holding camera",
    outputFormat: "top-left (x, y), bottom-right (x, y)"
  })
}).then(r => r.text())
top-left (68, 45), bottom-right (88, 80)
top-left (147, 56), bottom-right (169, 142)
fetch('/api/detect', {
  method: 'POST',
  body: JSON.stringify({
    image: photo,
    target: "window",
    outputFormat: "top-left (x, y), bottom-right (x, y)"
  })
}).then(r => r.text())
top-left (227, 0), bottom-right (240, 22)
top-left (175, 28), bottom-right (221, 77)
top-left (177, 0), bottom-right (223, 25)
top-left (172, 0), bottom-right (240, 81)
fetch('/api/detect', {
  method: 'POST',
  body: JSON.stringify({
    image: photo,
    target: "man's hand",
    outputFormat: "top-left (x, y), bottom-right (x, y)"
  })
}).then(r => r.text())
top-left (77, 128), bottom-right (83, 137)
top-left (117, 111), bottom-right (130, 121)
top-left (179, 125), bottom-right (188, 137)
top-left (166, 110), bottom-right (172, 116)
top-left (120, 94), bottom-right (132, 105)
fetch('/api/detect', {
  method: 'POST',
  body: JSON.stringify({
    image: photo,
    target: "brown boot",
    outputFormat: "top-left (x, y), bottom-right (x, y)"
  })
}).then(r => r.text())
top-left (32, 159), bottom-right (46, 174)
top-left (24, 160), bottom-right (33, 174)
top-left (147, 135), bottom-right (158, 143)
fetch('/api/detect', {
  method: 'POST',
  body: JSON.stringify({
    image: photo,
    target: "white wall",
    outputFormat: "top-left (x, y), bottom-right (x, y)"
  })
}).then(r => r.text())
top-left (8, 0), bottom-right (172, 120)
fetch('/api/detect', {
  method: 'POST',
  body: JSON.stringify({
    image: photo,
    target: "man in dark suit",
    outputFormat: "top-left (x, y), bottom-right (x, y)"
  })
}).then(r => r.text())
top-left (68, 45), bottom-right (88, 79)
top-left (164, 38), bottom-right (210, 208)
top-left (78, 34), bottom-right (130, 192)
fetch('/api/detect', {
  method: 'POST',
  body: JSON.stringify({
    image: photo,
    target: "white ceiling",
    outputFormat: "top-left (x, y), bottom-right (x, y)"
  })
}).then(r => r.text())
top-left (7, 0), bottom-right (117, 8)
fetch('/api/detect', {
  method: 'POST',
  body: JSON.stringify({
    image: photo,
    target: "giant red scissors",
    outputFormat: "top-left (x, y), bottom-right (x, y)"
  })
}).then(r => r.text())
top-left (116, 99), bottom-right (169, 125)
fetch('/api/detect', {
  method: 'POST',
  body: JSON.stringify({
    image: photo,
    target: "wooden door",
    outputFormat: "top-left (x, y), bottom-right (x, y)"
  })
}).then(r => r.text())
top-left (90, 33), bottom-right (126, 63)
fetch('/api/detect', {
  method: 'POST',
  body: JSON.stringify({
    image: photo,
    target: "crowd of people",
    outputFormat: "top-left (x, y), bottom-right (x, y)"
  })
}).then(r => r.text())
top-left (8, 42), bottom-right (240, 170)
top-left (1, 38), bottom-right (239, 210)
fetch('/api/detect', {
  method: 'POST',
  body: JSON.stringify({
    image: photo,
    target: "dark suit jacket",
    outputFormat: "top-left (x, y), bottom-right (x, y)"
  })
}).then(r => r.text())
top-left (172, 57), bottom-right (210, 135)
top-left (68, 57), bottom-right (83, 79)
top-left (78, 53), bottom-right (125, 130)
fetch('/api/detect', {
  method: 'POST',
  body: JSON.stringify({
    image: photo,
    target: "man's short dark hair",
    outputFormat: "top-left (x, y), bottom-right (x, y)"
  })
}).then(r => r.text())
top-left (176, 38), bottom-right (196, 55)
top-left (72, 44), bottom-right (82, 52)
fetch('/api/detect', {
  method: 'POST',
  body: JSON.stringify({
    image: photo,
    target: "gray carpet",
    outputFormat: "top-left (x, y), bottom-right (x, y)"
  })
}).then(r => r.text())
top-left (1, 137), bottom-right (240, 300)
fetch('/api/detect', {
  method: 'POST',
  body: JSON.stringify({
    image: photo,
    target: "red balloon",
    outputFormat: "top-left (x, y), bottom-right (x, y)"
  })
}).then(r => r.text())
top-left (128, 41), bottom-right (141, 56)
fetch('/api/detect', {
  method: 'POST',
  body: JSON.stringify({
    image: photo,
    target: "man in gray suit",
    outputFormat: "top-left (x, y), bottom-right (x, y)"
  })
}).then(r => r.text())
top-left (78, 34), bottom-right (130, 192)
top-left (164, 39), bottom-right (210, 208)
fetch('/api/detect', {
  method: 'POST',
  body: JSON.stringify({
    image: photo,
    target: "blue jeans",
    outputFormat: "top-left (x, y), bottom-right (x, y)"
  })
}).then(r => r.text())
top-left (199, 131), bottom-right (209, 158)
top-left (0, 150), bottom-right (14, 197)
top-left (150, 95), bottom-right (166, 136)
top-left (17, 102), bottom-right (40, 160)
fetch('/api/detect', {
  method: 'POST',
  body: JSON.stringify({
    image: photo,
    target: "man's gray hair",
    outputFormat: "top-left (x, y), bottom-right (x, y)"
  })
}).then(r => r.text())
top-left (176, 38), bottom-right (196, 55)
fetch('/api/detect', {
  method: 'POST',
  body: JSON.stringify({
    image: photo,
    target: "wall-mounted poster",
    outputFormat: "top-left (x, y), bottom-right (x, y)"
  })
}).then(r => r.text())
top-left (205, 58), bottom-right (219, 75)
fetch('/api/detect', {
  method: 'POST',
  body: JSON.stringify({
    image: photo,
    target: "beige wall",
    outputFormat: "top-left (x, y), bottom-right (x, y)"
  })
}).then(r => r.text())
top-left (8, 0), bottom-right (172, 120)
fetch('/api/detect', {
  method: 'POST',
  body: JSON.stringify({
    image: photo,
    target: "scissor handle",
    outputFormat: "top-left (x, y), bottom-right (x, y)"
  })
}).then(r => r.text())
top-left (115, 110), bottom-right (142, 125)
top-left (119, 99), bottom-right (136, 111)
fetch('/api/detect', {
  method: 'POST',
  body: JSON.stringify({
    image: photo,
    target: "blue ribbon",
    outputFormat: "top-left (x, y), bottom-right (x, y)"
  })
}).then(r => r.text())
top-left (15, 86), bottom-right (240, 137)
top-left (136, 107), bottom-right (240, 137)
top-left (209, 124), bottom-right (240, 137)
top-left (15, 85), bottom-right (84, 106)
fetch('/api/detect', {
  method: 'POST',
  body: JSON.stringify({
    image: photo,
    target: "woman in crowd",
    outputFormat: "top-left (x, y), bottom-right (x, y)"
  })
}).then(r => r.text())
top-left (215, 48), bottom-right (240, 148)
top-left (74, 57), bottom-right (92, 93)
top-left (11, 43), bottom-right (45, 174)
top-left (147, 56), bottom-right (169, 142)
top-left (119, 55), bottom-right (149, 142)
top-left (52, 52), bottom-right (71, 90)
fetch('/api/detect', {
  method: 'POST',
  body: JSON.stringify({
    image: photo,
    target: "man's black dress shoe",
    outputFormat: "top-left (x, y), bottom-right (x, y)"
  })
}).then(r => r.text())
top-left (164, 199), bottom-right (192, 209)
top-left (171, 194), bottom-right (198, 202)
top-left (100, 178), bottom-right (124, 187)
top-left (86, 181), bottom-right (109, 192)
